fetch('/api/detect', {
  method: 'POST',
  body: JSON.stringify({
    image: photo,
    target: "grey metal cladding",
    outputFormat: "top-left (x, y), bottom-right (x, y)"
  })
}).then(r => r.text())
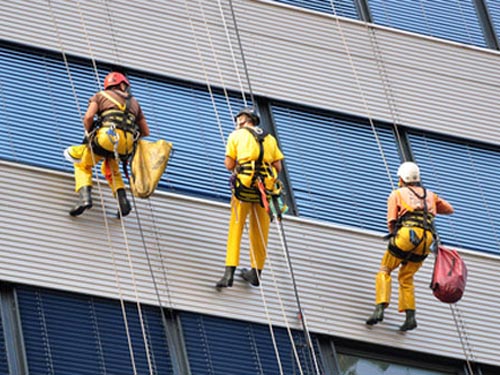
top-left (1, 161), bottom-right (499, 367)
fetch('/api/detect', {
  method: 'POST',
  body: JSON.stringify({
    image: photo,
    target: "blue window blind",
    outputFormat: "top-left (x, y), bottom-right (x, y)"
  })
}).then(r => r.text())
top-left (484, 0), bottom-right (500, 41)
top-left (367, 0), bottom-right (487, 48)
top-left (408, 132), bottom-right (500, 255)
top-left (0, 42), bottom-right (243, 202)
top-left (272, 0), bottom-right (359, 19)
top-left (16, 286), bottom-right (172, 375)
top-left (180, 311), bottom-right (324, 375)
top-left (272, 104), bottom-right (401, 232)
top-left (0, 306), bottom-right (8, 375)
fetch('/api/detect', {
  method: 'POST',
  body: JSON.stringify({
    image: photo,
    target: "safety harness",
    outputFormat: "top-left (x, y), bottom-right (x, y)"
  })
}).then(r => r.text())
top-left (91, 90), bottom-right (139, 161)
top-left (231, 127), bottom-right (279, 206)
top-left (388, 186), bottom-right (436, 263)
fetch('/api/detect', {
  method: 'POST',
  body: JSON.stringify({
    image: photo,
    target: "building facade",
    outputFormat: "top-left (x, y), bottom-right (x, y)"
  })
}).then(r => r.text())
top-left (0, 1), bottom-right (499, 374)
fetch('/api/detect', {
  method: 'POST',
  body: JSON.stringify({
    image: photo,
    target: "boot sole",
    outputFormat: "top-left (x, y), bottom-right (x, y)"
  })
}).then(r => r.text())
top-left (69, 204), bottom-right (92, 217)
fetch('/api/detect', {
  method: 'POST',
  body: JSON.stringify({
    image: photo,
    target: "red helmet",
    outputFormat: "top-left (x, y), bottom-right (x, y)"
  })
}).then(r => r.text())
top-left (103, 72), bottom-right (130, 89)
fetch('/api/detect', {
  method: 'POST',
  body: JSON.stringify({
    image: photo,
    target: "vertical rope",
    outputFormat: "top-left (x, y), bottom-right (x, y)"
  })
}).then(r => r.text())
top-left (228, 0), bottom-right (255, 105)
top-left (216, 0), bottom-right (249, 106)
top-left (328, 0), bottom-right (396, 190)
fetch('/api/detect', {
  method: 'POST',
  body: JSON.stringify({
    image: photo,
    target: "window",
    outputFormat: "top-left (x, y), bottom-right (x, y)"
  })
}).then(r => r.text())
top-left (367, 0), bottom-right (487, 47)
top-left (271, 0), bottom-right (359, 19)
top-left (272, 104), bottom-right (401, 232)
top-left (16, 286), bottom-right (173, 375)
top-left (0, 42), bottom-right (244, 202)
top-left (407, 131), bottom-right (500, 255)
top-left (0, 304), bottom-right (8, 375)
top-left (483, 0), bottom-right (500, 43)
top-left (338, 353), bottom-right (451, 374)
top-left (180, 311), bottom-right (324, 375)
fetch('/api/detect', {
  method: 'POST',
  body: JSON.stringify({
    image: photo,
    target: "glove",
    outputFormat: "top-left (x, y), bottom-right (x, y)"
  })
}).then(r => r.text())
top-left (229, 174), bottom-right (237, 189)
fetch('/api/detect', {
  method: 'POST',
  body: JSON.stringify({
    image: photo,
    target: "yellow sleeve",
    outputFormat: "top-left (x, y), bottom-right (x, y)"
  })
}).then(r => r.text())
top-left (225, 131), bottom-right (237, 159)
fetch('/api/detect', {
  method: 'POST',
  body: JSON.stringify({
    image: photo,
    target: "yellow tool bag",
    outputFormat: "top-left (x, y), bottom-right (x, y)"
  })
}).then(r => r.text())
top-left (130, 139), bottom-right (173, 198)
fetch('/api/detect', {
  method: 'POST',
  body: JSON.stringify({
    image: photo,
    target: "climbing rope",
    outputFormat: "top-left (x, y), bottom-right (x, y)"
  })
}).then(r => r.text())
top-left (328, 2), bottom-right (481, 372)
top-left (184, 0), bottom-right (323, 372)
top-left (216, 0), bottom-right (249, 107)
top-left (328, 0), bottom-right (398, 190)
top-left (228, 0), bottom-right (255, 106)
top-left (182, 2), bottom-right (292, 373)
top-left (47, 1), bottom-right (159, 372)
top-left (223, 1), bottom-right (322, 372)
top-left (450, 304), bottom-right (481, 375)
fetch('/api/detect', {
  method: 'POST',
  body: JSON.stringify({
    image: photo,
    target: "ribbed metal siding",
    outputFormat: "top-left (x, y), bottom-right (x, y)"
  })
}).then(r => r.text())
top-left (180, 311), bottom-right (323, 374)
top-left (408, 132), bottom-right (500, 256)
top-left (1, 1), bottom-right (500, 147)
top-left (271, 104), bottom-right (401, 232)
top-left (16, 286), bottom-right (172, 375)
top-left (1, 161), bottom-right (500, 367)
top-left (0, 43), bottom-right (242, 201)
top-left (367, 0), bottom-right (487, 47)
top-left (270, 0), bottom-right (359, 18)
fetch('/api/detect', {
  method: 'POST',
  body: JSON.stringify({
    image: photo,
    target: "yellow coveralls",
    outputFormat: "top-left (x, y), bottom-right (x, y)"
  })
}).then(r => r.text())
top-left (71, 128), bottom-right (135, 193)
top-left (375, 186), bottom-right (454, 311)
top-left (224, 127), bottom-right (284, 270)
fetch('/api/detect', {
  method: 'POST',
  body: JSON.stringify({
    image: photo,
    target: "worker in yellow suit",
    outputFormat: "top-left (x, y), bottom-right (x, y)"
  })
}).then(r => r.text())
top-left (67, 71), bottom-right (150, 218)
top-left (366, 162), bottom-right (454, 331)
top-left (216, 108), bottom-right (284, 289)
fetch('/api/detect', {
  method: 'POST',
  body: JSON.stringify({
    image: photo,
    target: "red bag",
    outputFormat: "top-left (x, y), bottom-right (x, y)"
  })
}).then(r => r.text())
top-left (430, 245), bottom-right (467, 303)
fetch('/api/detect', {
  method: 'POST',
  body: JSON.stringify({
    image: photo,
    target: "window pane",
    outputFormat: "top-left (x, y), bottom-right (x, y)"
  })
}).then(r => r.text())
top-left (368, 0), bottom-right (487, 47)
top-left (180, 311), bottom-right (324, 375)
top-left (0, 42), bottom-right (244, 202)
top-left (339, 353), bottom-right (450, 375)
top-left (271, 0), bottom-right (359, 19)
top-left (272, 104), bottom-right (401, 232)
top-left (408, 132), bottom-right (500, 255)
top-left (16, 286), bottom-right (172, 375)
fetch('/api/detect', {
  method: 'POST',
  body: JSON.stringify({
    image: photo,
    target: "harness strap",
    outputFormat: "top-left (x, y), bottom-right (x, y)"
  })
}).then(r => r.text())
top-left (390, 186), bottom-right (436, 262)
top-left (99, 91), bottom-right (138, 134)
top-left (388, 241), bottom-right (428, 263)
top-left (243, 126), bottom-right (268, 183)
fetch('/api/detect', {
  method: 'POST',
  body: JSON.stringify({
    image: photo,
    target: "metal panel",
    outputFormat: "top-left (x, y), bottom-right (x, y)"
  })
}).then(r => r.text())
top-left (1, 0), bottom-right (500, 146)
top-left (367, 0), bottom-right (487, 47)
top-left (1, 161), bottom-right (500, 367)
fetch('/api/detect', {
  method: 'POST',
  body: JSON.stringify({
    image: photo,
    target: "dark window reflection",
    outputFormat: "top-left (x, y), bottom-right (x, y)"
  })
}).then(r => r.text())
top-left (339, 353), bottom-right (449, 375)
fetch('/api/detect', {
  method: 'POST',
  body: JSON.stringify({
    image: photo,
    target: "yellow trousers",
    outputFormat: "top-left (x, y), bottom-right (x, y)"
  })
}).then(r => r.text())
top-left (374, 227), bottom-right (433, 311)
top-left (225, 197), bottom-right (270, 270)
top-left (73, 128), bottom-right (134, 193)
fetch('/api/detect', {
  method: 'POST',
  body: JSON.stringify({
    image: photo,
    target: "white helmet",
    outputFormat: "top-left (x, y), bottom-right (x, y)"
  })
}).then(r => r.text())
top-left (397, 162), bottom-right (420, 183)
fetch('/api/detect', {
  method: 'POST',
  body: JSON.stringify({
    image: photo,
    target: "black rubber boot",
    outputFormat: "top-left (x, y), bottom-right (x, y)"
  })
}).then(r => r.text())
top-left (215, 266), bottom-right (236, 289)
top-left (241, 268), bottom-right (262, 287)
top-left (116, 188), bottom-right (131, 218)
top-left (366, 303), bottom-right (385, 325)
top-left (399, 309), bottom-right (417, 331)
top-left (69, 186), bottom-right (93, 216)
